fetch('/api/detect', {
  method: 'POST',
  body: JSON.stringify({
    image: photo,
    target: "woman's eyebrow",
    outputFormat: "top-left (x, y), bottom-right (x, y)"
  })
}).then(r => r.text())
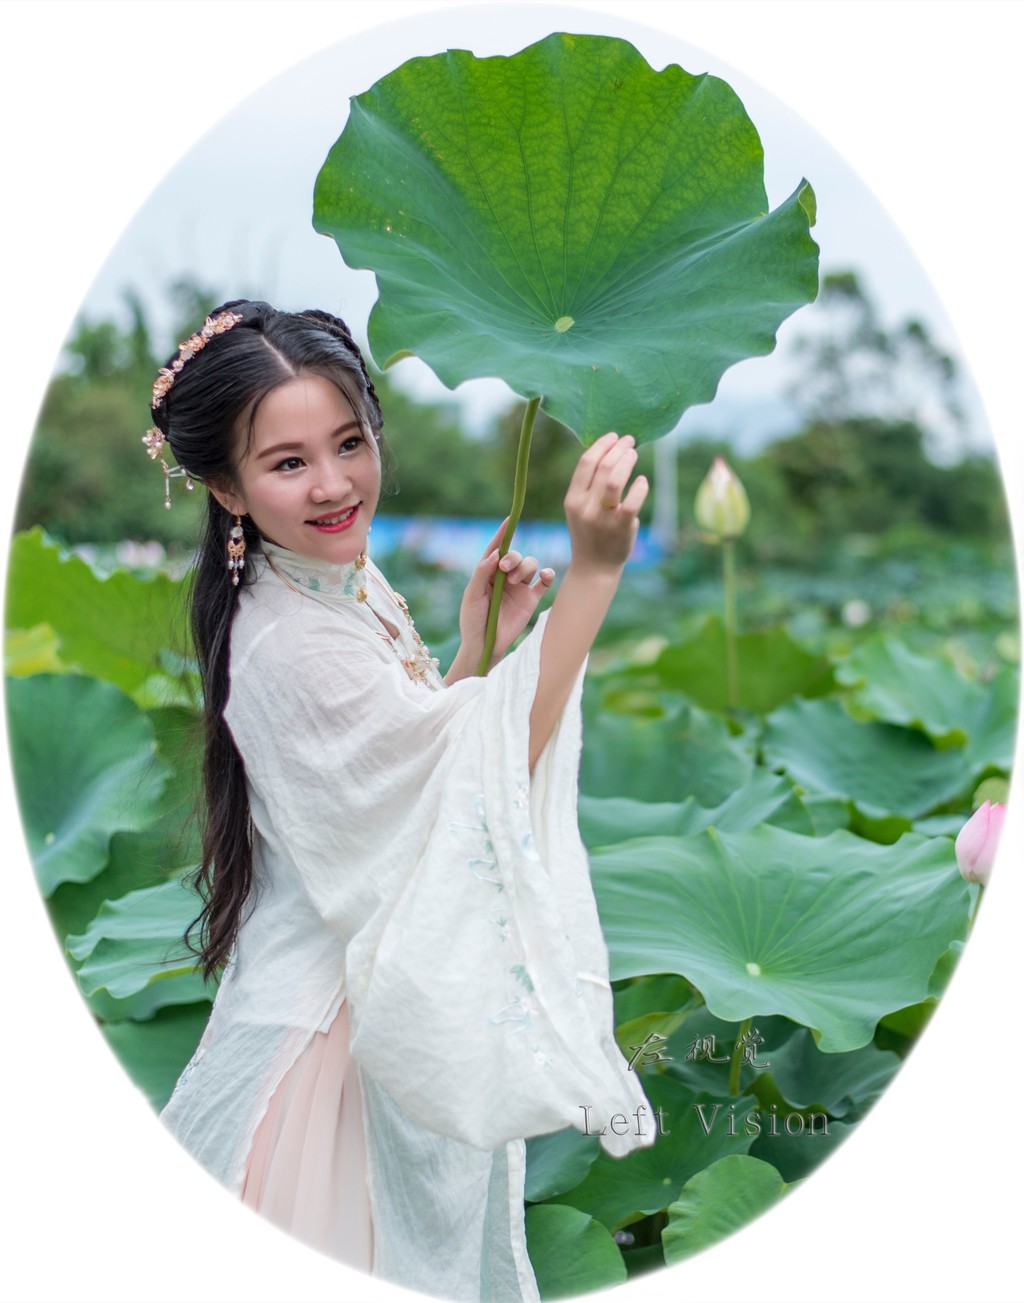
top-left (256, 421), bottom-right (362, 461)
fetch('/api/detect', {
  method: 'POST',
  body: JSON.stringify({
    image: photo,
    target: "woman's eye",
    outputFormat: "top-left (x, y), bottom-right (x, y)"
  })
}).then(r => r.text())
top-left (274, 456), bottom-right (304, 472)
top-left (339, 435), bottom-right (364, 453)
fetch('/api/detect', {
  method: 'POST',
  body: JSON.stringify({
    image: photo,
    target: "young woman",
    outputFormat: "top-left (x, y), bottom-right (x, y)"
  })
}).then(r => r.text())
top-left (152, 300), bottom-right (653, 1302)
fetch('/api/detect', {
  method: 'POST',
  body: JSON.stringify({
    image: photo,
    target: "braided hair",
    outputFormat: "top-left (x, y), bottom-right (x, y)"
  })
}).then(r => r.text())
top-left (154, 300), bottom-right (387, 980)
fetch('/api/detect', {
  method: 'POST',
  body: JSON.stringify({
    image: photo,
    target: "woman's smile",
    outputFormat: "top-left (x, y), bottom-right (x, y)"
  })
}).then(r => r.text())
top-left (307, 504), bottom-right (361, 533)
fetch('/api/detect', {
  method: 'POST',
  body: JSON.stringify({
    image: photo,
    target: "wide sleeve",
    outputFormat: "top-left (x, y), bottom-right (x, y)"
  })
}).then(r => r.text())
top-left (224, 603), bottom-right (654, 1159)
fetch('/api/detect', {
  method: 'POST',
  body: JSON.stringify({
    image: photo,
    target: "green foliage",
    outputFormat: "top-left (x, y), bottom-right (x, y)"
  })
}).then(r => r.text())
top-left (590, 826), bottom-right (968, 1052)
top-left (15, 279), bottom-right (227, 549)
top-left (5, 270), bottom-right (1017, 1292)
top-left (787, 271), bottom-right (965, 439)
top-left (761, 698), bottom-right (983, 821)
top-left (579, 697), bottom-right (754, 806)
top-left (101, 1003), bottom-right (213, 1112)
top-left (764, 1029), bottom-right (901, 1119)
top-left (556, 1074), bottom-right (758, 1227)
top-left (5, 530), bottom-right (206, 1107)
top-left (651, 614), bottom-right (834, 713)
top-left (314, 32), bottom-right (818, 441)
top-left (6, 529), bottom-right (193, 702)
top-left (663, 1156), bottom-right (789, 1263)
top-left (5, 522), bottom-right (1015, 1290)
top-left (67, 879), bottom-right (208, 1019)
top-left (525, 1129), bottom-right (601, 1202)
top-left (524, 1205), bottom-right (627, 1297)
top-left (6, 674), bottom-right (170, 896)
top-left (578, 769), bottom-right (812, 849)
top-left (760, 417), bottom-right (1009, 548)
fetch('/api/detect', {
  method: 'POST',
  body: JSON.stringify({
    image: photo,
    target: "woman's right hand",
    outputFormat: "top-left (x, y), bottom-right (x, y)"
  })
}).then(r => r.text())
top-left (563, 433), bottom-right (649, 576)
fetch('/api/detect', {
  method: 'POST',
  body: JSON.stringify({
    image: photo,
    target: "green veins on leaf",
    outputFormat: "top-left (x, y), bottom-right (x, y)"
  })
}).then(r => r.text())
top-left (313, 31), bottom-right (819, 443)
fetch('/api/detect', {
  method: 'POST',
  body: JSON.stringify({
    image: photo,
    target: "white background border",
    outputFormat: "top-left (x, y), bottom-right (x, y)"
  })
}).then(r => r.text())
top-left (2, 4), bottom-right (1020, 1302)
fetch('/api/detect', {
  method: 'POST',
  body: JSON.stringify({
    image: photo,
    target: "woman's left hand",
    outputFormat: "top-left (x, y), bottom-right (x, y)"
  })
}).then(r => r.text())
top-left (447, 519), bottom-right (555, 681)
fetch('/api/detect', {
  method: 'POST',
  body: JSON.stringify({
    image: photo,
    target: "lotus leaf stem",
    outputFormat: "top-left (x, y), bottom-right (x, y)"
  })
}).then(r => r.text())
top-left (476, 396), bottom-right (541, 676)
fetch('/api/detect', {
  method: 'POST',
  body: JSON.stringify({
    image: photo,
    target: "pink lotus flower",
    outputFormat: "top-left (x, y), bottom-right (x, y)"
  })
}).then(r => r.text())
top-left (954, 800), bottom-right (1007, 886)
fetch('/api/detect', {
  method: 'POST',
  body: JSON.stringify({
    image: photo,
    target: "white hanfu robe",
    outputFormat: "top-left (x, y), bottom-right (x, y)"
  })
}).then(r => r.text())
top-left (160, 541), bottom-right (654, 1301)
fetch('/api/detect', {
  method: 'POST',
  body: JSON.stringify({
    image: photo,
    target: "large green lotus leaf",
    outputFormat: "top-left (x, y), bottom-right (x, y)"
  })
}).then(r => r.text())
top-left (662, 1155), bottom-right (789, 1264)
top-left (48, 824), bottom-right (192, 945)
top-left (313, 33), bottom-right (819, 442)
top-left (5, 529), bottom-right (189, 698)
top-left (580, 702), bottom-right (754, 806)
top-left (66, 879), bottom-right (209, 1019)
top-left (579, 768), bottom-right (812, 850)
top-left (556, 1074), bottom-right (756, 1229)
top-left (523, 1204), bottom-right (626, 1298)
top-left (525, 1128), bottom-right (601, 1202)
top-left (101, 1002), bottom-right (212, 1112)
top-left (964, 666), bottom-right (1019, 775)
top-left (46, 706), bottom-right (203, 943)
top-left (835, 636), bottom-right (987, 746)
top-left (761, 697), bottom-right (971, 820)
top-left (7, 674), bottom-right (170, 896)
top-left (761, 1028), bottom-right (901, 1119)
top-left (877, 940), bottom-right (965, 1041)
top-left (589, 825), bottom-right (969, 1052)
top-left (653, 616), bottom-right (834, 714)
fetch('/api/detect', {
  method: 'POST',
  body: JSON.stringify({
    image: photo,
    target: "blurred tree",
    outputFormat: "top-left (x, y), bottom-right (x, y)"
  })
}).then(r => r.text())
top-left (15, 279), bottom-right (229, 549)
top-left (370, 367), bottom-right (507, 518)
top-left (786, 270), bottom-right (967, 456)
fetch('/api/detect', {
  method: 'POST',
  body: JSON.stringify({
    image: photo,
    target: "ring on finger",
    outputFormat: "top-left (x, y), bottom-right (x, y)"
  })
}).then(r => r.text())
top-left (600, 496), bottom-right (618, 510)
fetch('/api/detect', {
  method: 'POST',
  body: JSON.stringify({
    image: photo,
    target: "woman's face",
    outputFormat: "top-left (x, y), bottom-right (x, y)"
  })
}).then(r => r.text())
top-left (215, 373), bottom-right (381, 565)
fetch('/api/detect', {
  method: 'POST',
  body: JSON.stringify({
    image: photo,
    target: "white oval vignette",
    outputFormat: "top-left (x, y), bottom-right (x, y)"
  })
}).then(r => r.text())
top-left (1, 4), bottom-right (1020, 1303)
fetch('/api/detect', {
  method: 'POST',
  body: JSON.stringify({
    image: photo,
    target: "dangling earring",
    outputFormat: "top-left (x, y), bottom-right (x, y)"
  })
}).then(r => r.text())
top-left (227, 515), bottom-right (246, 586)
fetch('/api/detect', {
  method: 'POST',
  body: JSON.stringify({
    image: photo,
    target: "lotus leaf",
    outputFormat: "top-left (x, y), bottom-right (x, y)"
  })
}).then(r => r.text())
top-left (523, 1204), bottom-right (626, 1297)
top-left (578, 768), bottom-right (811, 849)
top-left (762, 697), bottom-right (972, 819)
top-left (7, 674), bottom-right (169, 895)
top-left (66, 879), bottom-right (209, 1018)
top-left (663, 1155), bottom-right (788, 1263)
top-left (590, 824), bottom-right (969, 1051)
top-left (5, 528), bottom-right (187, 699)
top-left (555, 1073), bottom-right (756, 1228)
top-left (653, 616), bottom-right (834, 714)
top-left (314, 32), bottom-right (818, 441)
top-left (101, 1003), bottom-right (212, 1111)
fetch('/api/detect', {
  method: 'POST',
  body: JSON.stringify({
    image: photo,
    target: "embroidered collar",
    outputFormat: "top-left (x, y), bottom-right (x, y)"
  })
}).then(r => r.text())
top-left (254, 540), bottom-right (442, 691)
top-left (257, 541), bottom-right (367, 599)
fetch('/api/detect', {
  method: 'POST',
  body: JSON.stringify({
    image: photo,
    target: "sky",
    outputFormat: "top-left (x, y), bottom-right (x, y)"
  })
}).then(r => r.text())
top-left (1, 5), bottom-right (1022, 1303)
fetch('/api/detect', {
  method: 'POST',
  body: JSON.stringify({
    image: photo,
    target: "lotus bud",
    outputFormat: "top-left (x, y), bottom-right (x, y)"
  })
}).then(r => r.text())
top-left (694, 456), bottom-right (751, 541)
top-left (954, 800), bottom-right (1007, 886)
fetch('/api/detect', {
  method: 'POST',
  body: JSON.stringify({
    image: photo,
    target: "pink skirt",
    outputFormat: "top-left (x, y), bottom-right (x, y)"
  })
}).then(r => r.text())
top-left (240, 999), bottom-right (374, 1271)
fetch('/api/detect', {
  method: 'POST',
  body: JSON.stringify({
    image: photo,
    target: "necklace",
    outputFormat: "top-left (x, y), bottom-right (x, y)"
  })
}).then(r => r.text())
top-left (376, 575), bottom-right (442, 688)
top-left (259, 545), bottom-right (442, 690)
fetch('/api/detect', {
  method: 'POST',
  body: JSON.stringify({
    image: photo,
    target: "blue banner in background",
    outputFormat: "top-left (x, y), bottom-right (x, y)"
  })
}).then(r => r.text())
top-left (369, 516), bottom-right (664, 571)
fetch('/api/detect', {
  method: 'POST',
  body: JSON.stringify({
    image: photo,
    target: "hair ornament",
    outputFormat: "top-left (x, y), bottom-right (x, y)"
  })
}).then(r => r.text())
top-left (142, 308), bottom-right (243, 507)
top-left (151, 309), bottom-right (244, 409)
top-left (142, 425), bottom-right (195, 509)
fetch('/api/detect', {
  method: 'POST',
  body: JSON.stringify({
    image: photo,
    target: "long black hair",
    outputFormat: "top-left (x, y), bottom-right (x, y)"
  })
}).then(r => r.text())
top-left (151, 300), bottom-right (384, 982)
